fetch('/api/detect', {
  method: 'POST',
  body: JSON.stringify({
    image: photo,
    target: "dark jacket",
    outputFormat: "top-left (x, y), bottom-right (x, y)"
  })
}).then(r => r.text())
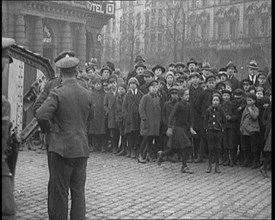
top-left (122, 89), bottom-right (144, 134)
top-left (139, 93), bottom-right (161, 136)
top-left (195, 88), bottom-right (215, 118)
top-left (189, 85), bottom-right (204, 130)
top-left (103, 90), bottom-right (117, 129)
top-left (168, 100), bottom-right (192, 129)
top-left (204, 105), bottom-right (226, 132)
top-left (220, 101), bottom-right (238, 128)
top-left (162, 99), bottom-right (178, 130)
top-left (36, 78), bottom-right (94, 158)
top-left (227, 75), bottom-right (240, 91)
top-left (89, 89), bottom-right (106, 135)
top-left (262, 105), bottom-right (271, 140)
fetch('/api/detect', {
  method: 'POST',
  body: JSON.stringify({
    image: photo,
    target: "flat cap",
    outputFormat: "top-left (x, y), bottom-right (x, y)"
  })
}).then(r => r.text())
top-left (233, 88), bottom-right (245, 97)
top-left (108, 74), bottom-right (118, 83)
top-left (187, 58), bottom-right (198, 66)
top-left (205, 75), bottom-right (216, 82)
top-left (143, 70), bottom-right (154, 77)
top-left (168, 63), bottom-right (175, 67)
top-left (55, 56), bottom-right (79, 69)
top-left (221, 89), bottom-right (232, 95)
top-left (169, 85), bottom-right (179, 94)
top-left (175, 62), bottom-right (186, 69)
top-left (148, 80), bottom-right (159, 88)
top-left (189, 71), bottom-right (201, 79)
top-left (246, 93), bottom-right (257, 101)
top-left (54, 50), bottom-right (75, 63)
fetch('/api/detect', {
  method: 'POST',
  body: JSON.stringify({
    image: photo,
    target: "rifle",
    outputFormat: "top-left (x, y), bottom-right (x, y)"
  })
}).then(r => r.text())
top-left (5, 125), bottom-right (20, 183)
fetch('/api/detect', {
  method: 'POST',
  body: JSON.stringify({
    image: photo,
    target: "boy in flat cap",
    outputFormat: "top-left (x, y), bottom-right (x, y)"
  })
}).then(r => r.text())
top-left (88, 77), bottom-right (106, 153)
top-left (122, 77), bottom-right (144, 159)
top-left (103, 75), bottom-right (120, 154)
top-left (194, 75), bottom-right (217, 163)
top-left (2, 37), bottom-right (16, 220)
top-left (36, 55), bottom-right (94, 220)
top-left (138, 80), bottom-right (162, 163)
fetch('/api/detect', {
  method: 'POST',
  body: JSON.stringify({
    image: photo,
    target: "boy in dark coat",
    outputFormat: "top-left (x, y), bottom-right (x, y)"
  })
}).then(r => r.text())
top-left (138, 80), bottom-right (162, 163)
top-left (89, 77), bottom-right (106, 152)
top-left (114, 83), bottom-right (128, 156)
top-left (194, 75), bottom-right (217, 163)
top-left (122, 77), bottom-right (144, 158)
top-left (103, 75), bottom-right (120, 154)
top-left (205, 93), bottom-right (227, 173)
top-left (220, 90), bottom-right (238, 166)
top-left (157, 88), bottom-right (197, 174)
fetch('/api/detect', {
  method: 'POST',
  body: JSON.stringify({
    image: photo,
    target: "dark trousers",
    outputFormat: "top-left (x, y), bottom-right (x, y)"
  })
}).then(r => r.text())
top-left (48, 152), bottom-right (87, 220)
top-left (127, 131), bottom-right (142, 155)
top-left (262, 152), bottom-right (271, 171)
top-left (139, 136), bottom-right (160, 158)
top-left (2, 161), bottom-right (16, 220)
top-left (192, 129), bottom-right (200, 159)
top-left (198, 128), bottom-right (208, 159)
top-left (91, 134), bottom-right (106, 151)
top-left (222, 128), bottom-right (237, 163)
top-left (208, 148), bottom-right (220, 165)
top-left (206, 130), bottom-right (223, 151)
top-left (241, 133), bottom-right (260, 164)
top-left (162, 147), bottom-right (192, 168)
top-left (110, 128), bottom-right (120, 152)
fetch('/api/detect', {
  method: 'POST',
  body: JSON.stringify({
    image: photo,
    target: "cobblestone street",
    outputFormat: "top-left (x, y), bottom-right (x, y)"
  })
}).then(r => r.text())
top-left (14, 149), bottom-right (271, 220)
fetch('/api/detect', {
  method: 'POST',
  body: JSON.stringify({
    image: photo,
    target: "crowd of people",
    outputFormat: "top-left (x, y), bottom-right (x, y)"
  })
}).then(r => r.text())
top-left (81, 55), bottom-right (272, 177)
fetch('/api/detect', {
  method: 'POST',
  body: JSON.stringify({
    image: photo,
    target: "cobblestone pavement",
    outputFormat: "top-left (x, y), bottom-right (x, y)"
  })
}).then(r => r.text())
top-left (14, 149), bottom-right (271, 220)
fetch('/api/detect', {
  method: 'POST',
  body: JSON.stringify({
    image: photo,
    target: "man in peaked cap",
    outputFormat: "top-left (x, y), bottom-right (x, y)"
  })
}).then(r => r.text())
top-left (226, 61), bottom-right (240, 91)
top-left (2, 37), bottom-right (16, 220)
top-left (36, 55), bottom-right (94, 220)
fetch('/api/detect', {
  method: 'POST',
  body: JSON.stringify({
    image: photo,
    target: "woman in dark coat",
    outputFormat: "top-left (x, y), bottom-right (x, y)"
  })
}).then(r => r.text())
top-left (89, 77), bottom-right (106, 152)
top-left (157, 88), bottom-right (197, 174)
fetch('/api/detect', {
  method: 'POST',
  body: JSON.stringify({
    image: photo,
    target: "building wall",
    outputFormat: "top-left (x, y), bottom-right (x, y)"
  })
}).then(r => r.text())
top-left (102, 0), bottom-right (271, 76)
top-left (2, 1), bottom-right (114, 73)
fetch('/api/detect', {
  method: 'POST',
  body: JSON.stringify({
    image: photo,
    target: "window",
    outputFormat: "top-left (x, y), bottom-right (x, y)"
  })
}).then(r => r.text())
top-left (218, 21), bottom-right (224, 39)
top-left (261, 17), bottom-right (268, 35)
top-left (248, 18), bottom-right (255, 37)
top-left (112, 19), bottom-right (116, 33)
top-left (229, 20), bottom-right (236, 38)
top-left (202, 0), bottom-right (207, 7)
top-left (145, 13), bottom-right (149, 28)
top-left (201, 23), bottom-right (207, 40)
top-left (158, 9), bottom-right (163, 27)
top-left (190, 25), bottom-right (196, 39)
top-left (137, 13), bottom-right (141, 30)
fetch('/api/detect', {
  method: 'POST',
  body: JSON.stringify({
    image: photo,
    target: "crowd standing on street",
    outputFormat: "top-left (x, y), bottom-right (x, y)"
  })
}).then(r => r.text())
top-left (2, 36), bottom-right (272, 219)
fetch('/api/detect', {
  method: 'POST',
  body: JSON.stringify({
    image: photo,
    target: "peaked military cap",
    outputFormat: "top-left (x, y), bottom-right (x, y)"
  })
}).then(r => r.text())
top-left (54, 50), bottom-right (75, 63)
top-left (55, 56), bottom-right (79, 69)
top-left (2, 37), bottom-right (15, 63)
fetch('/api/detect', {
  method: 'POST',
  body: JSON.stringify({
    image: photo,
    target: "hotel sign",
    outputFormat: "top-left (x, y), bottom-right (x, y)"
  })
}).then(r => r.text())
top-left (86, 1), bottom-right (115, 16)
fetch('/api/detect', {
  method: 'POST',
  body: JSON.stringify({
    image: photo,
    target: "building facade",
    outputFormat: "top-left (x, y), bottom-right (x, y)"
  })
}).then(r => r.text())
top-left (2, 1), bottom-right (115, 72)
top-left (102, 0), bottom-right (271, 79)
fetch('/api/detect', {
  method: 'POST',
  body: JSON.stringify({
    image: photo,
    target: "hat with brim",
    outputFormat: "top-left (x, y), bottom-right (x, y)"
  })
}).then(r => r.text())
top-left (148, 80), bottom-right (159, 88)
top-left (134, 55), bottom-right (145, 63)
top-left (241, 79), bottom-right (253, 85)
top-left (174, 71), bottom-right (184, 76)
top-left (233, 88), bottom-right (245, 97)
top-left (55, 57), bottom-right (79, 70)
top-left (106, 61), bottom-right (115, 72)
top-left (177, 75), bottom-right (188, 82)
top-left (226, 61), bottom-right (237, 70)
top-left (100, 65), bottom-right (112, 75)
top-left (246, 93), bottom-right (257, 101)
top-left (175, 62), bottom-right (186, 69)
top-left (143, 70), bottom-right (154, 78)
top-left (187, 58), bottom-right (198, 67)
top-left (2, 37), bottom-right (15, 63)
top-left (206, 75), bottom-right (216, 82)
top-left (247, 60), bottom-right (258, 69)
top-left (168, 63), bottom-right (175, 67)
top-left (258, 67), bottom-right (269, 77)
top-left (189, 71), bottom-right (201, 79)
top-left (169, 85), bottom-right (179, 94)
top-left (222, 89), bottom-right (232, 96)
top-left (215, 82), bottom-right (226, 89)
top-left (135, 61), bottom-right (147, 69)
top-left (201, 62), bottom-right (211, 70)
top-left (54, 50), bottom-right (75, 63)
top-left (152, 65), bottom-right (165, 73)
top-left (108, 74), bottom-right (118, 83)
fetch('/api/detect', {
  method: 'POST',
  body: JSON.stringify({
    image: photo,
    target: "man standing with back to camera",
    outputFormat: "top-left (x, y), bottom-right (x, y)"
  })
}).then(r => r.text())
top-left (36, 55), bottom-right (94, 220)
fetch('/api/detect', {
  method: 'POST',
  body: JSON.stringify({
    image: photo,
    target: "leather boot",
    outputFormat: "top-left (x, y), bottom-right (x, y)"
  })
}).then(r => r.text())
top-left (206, 162), bottom-right (212, 173)
top-left (215, 163), bottom-right (221, 173)
top-left (146, 153), bottom-right (156, 162)
top-left (223, 150), bottom-right (230, 166)
top-left (137, 155), bottom-right (146, 164)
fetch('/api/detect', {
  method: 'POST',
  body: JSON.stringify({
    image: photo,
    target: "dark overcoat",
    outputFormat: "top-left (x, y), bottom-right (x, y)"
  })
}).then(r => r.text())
top-left (220, 101), bottom-right (238, 128)
top-left (122, 90), bottom-right (144, 134)
top-left (189, 85), bottom-right (204, 130)
top-left (139, 93), bottom-right (161, 136)
top-left (89, 89), bottom-right (106, 135)
top-left (103, 91), bottom-right (117, 129)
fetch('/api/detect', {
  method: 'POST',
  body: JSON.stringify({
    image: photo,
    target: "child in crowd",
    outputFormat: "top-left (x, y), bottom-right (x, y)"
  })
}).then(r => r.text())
top-left (101, 65), bottom-right (112, 81)
top-left (140, 70), bottom-right (154, 95)
top-left (89, 77), bottom-right (106, 152)
top-left (165, 71), bottom-right (175, 91)
top-left (157, 88), bottom-right (197, 174)
top-left (122, 77), bottom-right (144, 158)
top-left (103, 75), bottom-right (120, 154)
top-left (240, 79), bottom-right (252, 94)
top-left (152, 65), bottom-right (166, 80)
top-left (220, 90), bottom-right (238, 166)
top-left (240, 93), bottom-right (261, 168)
top-left (138, 80), bottom-right (162, 163)
top-left (204, 93), bottom-right (226, 173)
top-left (115, 83), bottom-right (128, 156)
